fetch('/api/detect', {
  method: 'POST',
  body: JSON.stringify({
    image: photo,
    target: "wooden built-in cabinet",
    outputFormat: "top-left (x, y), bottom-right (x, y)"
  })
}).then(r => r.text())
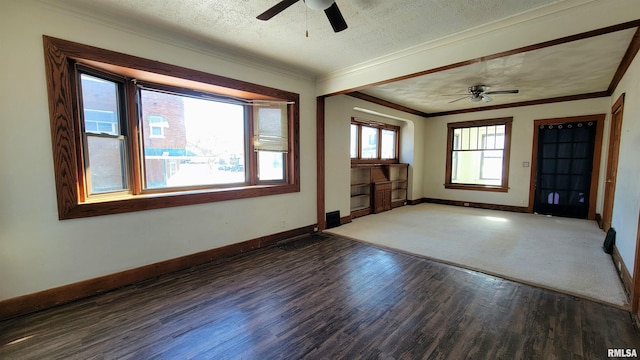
top-left (350, 163), bottom-right (408, 218)
top-left (373, 181), bottom-right (392, 213)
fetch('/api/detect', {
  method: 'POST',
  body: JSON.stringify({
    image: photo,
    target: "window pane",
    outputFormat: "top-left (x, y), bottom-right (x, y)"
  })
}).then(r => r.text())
top-left (482, 126), bottom-right (505, 150)
top-left (381, 129), bottom-right (396, 159)
top-left (452, 151), bottom-right (458, 181)
top-left (80, 74), bottom-right (120, 136)
top-left (254, 104), bottom-right (288, 152)
top-left (86, 136), bottom-right (127, 194)
top-left (495, 127), bottom-right (505, 149)
top-left (140, 90), bottom-right (245, 189)
top-left (80, 72), bottom-right (128, 195)
top-left (258, 151), bottom-right (284, 181)
top-left (350, 124), bottom-right (358, 158)
top-left (361, 126), bottom-right (378, 159)
top-left (452, 149), bottom-right (503, 186)
top-left (453, 129), bottom-right (461, 150)
top-left (481, 150), bottom-right (503, 180)
top-left (460, 128), bottom-right (470, 150)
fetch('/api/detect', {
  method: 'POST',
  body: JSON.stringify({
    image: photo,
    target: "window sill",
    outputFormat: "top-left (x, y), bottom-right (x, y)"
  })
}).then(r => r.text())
top-left (351, 159), bottom-right (400, 165)
top-left (62, 183), bottom-right (299, 220)
top-left (444, 183), bottom-right (509, 192)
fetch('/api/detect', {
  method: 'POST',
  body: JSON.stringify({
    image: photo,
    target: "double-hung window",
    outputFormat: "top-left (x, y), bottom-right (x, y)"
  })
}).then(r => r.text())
top-left (445, 118), bottom-right (512, 192)
top-left (44, 36), bottom-right (300, 219)
top-left (350, 118), bottom-right (400, 163)
top-left (79, 71), bottom-right (129, 195)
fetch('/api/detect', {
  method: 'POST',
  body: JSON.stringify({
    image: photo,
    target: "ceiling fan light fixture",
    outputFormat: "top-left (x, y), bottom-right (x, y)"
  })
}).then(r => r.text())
top-left (305, 0), bottom-right (334, 11)
top-left (471, 96), bottom-right (482, 103)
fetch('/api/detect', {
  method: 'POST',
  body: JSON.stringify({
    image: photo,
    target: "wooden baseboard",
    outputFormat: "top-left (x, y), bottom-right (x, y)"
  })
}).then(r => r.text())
top-left (0, 225), bottom-right (316, 322)
top-left (350, 207), bottom-right (371, 219)
top-left (419, 198), bottom-right (529, 213)
top-left (340, 215), bottom-right (352, 225)
top-left (406, 198), bottom-right (424, 205)
top-left (612, 245), bottom-right (633, 299)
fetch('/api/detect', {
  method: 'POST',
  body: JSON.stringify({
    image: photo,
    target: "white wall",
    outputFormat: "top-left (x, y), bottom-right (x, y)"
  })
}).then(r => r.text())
top-left (0, 1), bottom-right (317, 301)
top-left (610, 54), bottom-right (640, 273)
top-left (423, 98), bottom-right (611, 208)
top-left (324, 95), bottom-right (425, 217)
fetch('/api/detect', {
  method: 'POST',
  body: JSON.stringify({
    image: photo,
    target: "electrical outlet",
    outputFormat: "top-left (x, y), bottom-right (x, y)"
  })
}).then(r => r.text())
top-left (463, 202), bottom-right (470, 207)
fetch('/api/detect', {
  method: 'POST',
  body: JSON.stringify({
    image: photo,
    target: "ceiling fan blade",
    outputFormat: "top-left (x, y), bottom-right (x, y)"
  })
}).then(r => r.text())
top-left (484, 90), bottom-right (519, 95)
top-left (257, 0), bottom-right (299, 21)
top-left (449, 96), bottom-right (469, 103)
top-left (324, 2), bottom-right (348, 32)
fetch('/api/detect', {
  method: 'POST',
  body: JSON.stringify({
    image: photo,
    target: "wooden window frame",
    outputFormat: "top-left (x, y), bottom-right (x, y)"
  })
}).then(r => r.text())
top-left (350, 118), bottom-right (400, 164)
top-left (444, 117), bottom-right (512, 192)
top-left (43, 36), bottom-right (300, 219)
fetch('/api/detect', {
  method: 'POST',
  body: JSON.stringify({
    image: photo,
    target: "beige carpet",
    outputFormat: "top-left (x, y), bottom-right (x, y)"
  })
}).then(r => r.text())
top-left (326, 203), bottom-right (628, 308)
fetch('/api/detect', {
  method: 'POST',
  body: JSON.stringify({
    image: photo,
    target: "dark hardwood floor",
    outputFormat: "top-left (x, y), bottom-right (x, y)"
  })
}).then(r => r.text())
top-left (1, 234), bottom-right (638, 359)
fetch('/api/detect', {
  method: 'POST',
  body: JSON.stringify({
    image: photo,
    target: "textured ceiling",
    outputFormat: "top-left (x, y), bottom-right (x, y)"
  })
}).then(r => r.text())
top-left (40, 0), bottom-right (639, 114)
top-left (41, 0), bottom-right (560, 74)
top-left (361, 28), bottom-right (637, 113)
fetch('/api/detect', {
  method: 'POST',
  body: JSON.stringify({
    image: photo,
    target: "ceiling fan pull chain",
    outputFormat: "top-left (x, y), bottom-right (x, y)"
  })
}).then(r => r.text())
top-left (306, 4), bottom-right (309, 37)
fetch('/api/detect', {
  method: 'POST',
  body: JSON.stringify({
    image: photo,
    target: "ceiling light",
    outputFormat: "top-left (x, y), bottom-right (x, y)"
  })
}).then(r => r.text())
top-left (305, 0), bottom-right (334, 11)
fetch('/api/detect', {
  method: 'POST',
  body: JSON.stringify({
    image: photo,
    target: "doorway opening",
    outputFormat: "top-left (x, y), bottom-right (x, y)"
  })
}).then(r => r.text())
top-left (529, 114), bottom-right (604, 219)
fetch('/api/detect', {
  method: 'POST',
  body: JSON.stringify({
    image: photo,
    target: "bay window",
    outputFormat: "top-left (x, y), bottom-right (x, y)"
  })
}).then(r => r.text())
top-left (44, 36), bottom-right (299, 219)
top-left (350, 118), bottom-right (400, 163)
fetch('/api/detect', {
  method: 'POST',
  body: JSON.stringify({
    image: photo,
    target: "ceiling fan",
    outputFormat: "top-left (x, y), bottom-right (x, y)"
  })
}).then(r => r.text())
top-left (448, 85), bottom-right (519, 103)
top-left (257, 0), bottom-right (348, 33)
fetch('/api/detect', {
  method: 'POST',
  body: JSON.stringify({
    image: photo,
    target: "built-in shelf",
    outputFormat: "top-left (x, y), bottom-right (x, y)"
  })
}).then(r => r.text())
top-left (350, 163), bottom-right (408, 218)
top-left (350, 194), bottom-right (369, 199)
top-left (350, 205), bottom-right (370, 212)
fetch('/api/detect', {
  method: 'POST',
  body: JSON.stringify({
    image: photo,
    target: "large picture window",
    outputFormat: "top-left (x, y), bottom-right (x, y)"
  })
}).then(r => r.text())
top-left (445, 118), bottom-right (512, 192)
top-left (44, 36), bottom-right (299, 219)
top-left (350, 118), bottom-right (399, 163)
